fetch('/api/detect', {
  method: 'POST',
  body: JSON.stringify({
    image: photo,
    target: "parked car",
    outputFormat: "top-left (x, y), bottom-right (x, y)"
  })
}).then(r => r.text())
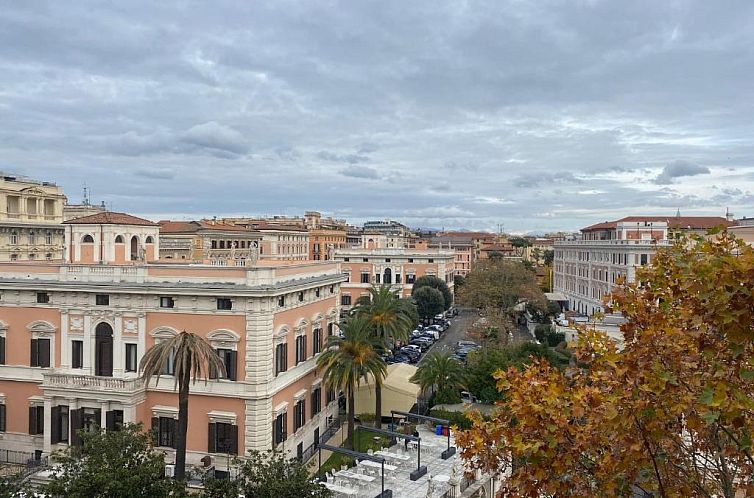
top-left (460, 391), bottom-right (477, 403)
top-left (457, 340), bottom-right (479, 349)
top-left (434, 314), bottom-right (444, 321)
top-left (409, 339), bottom-right (432, 352)
top-left (393, 353), bottom-right (411, 364)
top-left (421, 330), bottom-right (439, 340)
top-left (399, 349), bottom-right (420, 363)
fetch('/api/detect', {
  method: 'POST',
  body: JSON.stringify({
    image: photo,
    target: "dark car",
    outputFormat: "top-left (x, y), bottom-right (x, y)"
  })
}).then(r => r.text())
top-left (409, 339), bottom-right (432, 352)
top-left (393, 354), bottom-right (411, 363)
top-left (400, 347), bottom-right (421, 362)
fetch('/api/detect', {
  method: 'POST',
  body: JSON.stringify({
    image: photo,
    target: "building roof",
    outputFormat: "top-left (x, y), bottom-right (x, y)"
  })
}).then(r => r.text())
top-left (437, 231), bottom-right (497, 239)
top-left (582, 216), bottom-right (732, 232)
top-left (160, 220), bottom-right (261, 234)
top-left (64, 211), bottom-right (157, 226)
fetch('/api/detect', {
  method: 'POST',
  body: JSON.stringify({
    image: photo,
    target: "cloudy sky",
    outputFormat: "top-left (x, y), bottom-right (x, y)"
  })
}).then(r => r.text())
top-left (1, 1), bottom-right (753, 232)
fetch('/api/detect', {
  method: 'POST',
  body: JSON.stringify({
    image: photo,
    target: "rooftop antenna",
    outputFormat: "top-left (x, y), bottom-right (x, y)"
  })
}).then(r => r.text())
top-left (675, 208), bottom-right (681, 218)
top-left (83, 184), bottom-right (90, 206)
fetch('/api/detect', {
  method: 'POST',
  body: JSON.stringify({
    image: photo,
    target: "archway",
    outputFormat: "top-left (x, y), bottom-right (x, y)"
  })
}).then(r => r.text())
top-left (95, 322), bottom-right (113, 377)
top-left (383, 267), bottom-right (392, 284)
top-left (130, 236), bottom-right (139, 261)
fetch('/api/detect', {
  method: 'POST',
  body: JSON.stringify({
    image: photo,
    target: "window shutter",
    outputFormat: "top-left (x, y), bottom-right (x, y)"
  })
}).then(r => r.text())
top-left (30, 339), bottom-right (38, 367)
top-left (51, 406), bottom-right (60, 444)
top-left (29, 406), bottom-right (37, 435)
top-left (208, 423), bottom-right (217, 453)
top-left (39, 339), bottom-right (50, 368)
top-left (0, 405), bottom-right (5, 432)
top-left (169, 418), bottom-right (177, 448)
top-left (0, 336), bottom-right (5, 365)
top-left (229, 425), bottom-right (238, 455)
top-left (150, 416), bottom-right (159, 444)
top-left (70, 409), bottom-right (83, 446)
top-left (228, 350), bottom-right (237, 381)
top-left (209, 351), bottom-right (218, 380)
top-left (106, 411), bottom-right (115, 431)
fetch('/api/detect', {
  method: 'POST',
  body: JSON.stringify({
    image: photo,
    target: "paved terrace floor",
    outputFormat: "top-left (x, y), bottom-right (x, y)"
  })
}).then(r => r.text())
top-left (319, 424), bottom-right (463, 498)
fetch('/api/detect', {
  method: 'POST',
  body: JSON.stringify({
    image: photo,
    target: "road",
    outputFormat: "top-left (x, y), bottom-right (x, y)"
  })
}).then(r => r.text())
top-left (418, 308), bottom-right (535, 364)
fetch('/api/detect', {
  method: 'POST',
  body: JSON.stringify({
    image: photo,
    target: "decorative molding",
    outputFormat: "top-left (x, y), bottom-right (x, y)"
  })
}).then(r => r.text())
top-left (151, 405), bottom-right (179, 419)
top-left (207, 410), bottom-right (237, 424)
top-left (26, 320), bottom-right (56, 336)
top-left (149, 326), bottom-right (178, 339)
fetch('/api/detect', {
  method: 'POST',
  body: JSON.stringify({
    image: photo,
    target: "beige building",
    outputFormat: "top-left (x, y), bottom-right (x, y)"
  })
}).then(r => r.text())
top-left (332, 247), bottom-right (455, 308)
top-left (0, 174), bottom-right (67, 262)
top-left (158, 220), bottom-right (263, 265)
top-left (63, 212), bottom-right (160, 264)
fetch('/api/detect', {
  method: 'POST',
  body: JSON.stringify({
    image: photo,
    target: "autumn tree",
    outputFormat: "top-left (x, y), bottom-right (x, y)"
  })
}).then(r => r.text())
top-left (457, 259), bottom-right (544, 312)
top-left (456, 233), bottom-right (754, 497)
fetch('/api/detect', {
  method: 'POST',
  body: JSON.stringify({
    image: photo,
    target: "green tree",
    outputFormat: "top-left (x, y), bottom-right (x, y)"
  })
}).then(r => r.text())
top-left (41, 424), bottom-right (186, 498)
top-left (457, 258), bottom-right (545, 312)
top-left (410, 351), bottom-right (466, 406)
top-left (202, 450), bottom-right (331, 498)
top-left (316, 316), bottom-right (386, 449)
top-left (543, 249), bottom-right (554, 266)
top-left (411, 275), bottom-right (453, 311)
top-left (140, 331), bottom-right (225, 481)
top-left (509, 237), bottom-right (532, 257)
top-left (453, 275), bottom-right (465, 288)
top-left (412, 286), bottom-right (445, 321)
top-left (353, 285), bottom-right (417, 427)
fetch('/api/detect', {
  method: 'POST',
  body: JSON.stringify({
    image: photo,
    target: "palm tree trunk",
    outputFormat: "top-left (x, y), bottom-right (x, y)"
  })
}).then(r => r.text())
top-left (374, 384), bottom-right (382, 429)
top-left (175, 366), bottom-right (191, 480)
top-left (347, 389), bottom-right (355, 450)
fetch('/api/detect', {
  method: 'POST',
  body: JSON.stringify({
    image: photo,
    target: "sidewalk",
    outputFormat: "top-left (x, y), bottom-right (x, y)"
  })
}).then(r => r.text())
top-left (307, 421), bottom-right (346, 475)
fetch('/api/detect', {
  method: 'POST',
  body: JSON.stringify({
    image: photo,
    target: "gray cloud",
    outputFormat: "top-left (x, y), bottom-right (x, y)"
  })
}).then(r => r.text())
top-left (340, 166), bottom-right (380, 179)
top-left (515, 172), bottom-right (583, 188)
top-left (653, 160), bottom-right (710, 184)
top-left (318, 151), bottom-right (370, 164)
top-left (0, 1), bottom-right (753, 231)
top-left (135, 167), bottom-right (176, 180)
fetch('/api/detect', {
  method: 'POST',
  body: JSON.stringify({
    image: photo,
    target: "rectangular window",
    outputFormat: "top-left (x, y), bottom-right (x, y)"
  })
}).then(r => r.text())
top-left (0, 404), bottom-right (5, 432)
top-left (211, 348), bottom-right (237, 381)
top-left (341, 295), bottom-right (351, 306)
top-left (313, 328), bottom-right (322, 355)
top-left (640, 254), bottom-right (648, 266)
top-left (95, 294), bottom-right (110, 306)
top-left (327, 388), bottom-right (336, 404)
top-left (208, 422), bottom-right (238, 454)
top-left (298, 292), bottom-right (304, 302)
top-left (36, 292), bottom-right (50, 304)
top-left (278, 296), bottom-right (285, 307)
top-left (29, 405), bottom-right (44, 435)
top-left (295, 335), bottom-right (307, 364)
top-left (273, 413), bottom-right (287, 445)
top-left (0, 336), bottom-right (5, 365)
top-left (152, 417), bottom-right (176, 448)
top-left (161, 349), bottom-right (175, 375)
top-left (360, 273), bottom-right (370, 283)
top-left (362, 258), bottom-right (369, 262)
top-left (46, 232), bottom-right (52, 245)
top-left (428, 259), bottom-right (434, 263)
top-left (344, 257), bottom-right (350, 262)
top-left (51, 405), bottom-right (69, 443)
top-left (395, 273), bottom-right (402, 284)
top-left (275, 343), bottom-right (288, 376)
top-left (30, 338), bottom-right (51, 368)
top-left (160, 297), bottom-right (175, 308)
top-left (311, 387), bottom-right (322, 416)
top-left (315, 288), bottom-right (320, 298)
top-left (294, 399), bottom-right (306, 432)
top-left (216, 298), bottom-right (232, 310)
top-left (408, 258), bottom-right (414, 263)
top-left (71, 340), bottom-right (83, 369)
top-left (106, 410), bottom-right (124, 431)
top-left (375, 274), bottom-right (381, 284)
top-left (406, 274), bottom-right (416, 284)
top-left (125, 344), bottom-right (138, 372)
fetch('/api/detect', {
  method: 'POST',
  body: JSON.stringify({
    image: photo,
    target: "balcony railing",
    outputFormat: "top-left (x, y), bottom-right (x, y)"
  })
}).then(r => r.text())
top-left (555, 239), bottom-right (670, 247)
top-left (42, 372), bottom-right (144, 392)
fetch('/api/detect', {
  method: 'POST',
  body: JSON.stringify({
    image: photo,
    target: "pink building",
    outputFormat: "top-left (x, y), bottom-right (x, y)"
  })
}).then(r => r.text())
top-left (0, 213), bottom-right (345, 469)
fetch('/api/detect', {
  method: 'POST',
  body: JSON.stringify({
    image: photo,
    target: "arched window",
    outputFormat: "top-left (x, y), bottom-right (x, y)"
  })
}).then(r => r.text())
top-left (82, 234), bottom-right (94, 243)
top-left (114, 235), bottom-right (124, 244)
top-left (130, 236), bottom-right (139, 260)
top-left (383, 268), bottom-right (392, 284)
top-left (145, 236), bottom-right (154, 244)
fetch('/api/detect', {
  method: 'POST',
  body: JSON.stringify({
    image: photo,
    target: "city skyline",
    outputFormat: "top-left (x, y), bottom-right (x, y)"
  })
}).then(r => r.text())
top-left (1, 1), bottom-right (753, 231)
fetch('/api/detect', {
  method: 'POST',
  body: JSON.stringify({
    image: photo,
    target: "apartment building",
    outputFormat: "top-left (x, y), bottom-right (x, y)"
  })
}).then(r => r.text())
top-left (427, 237), bottom-right (473, 277)
top-left (0, 174), bottom-right (67, 262)
top-left (0, 216), bottom-right (345, 466)
top-left (553, 215), bottom-right (730, 315)
top-left (220, 219), bottom-right (309, 261)
top-left (305, 212), bottom-right (347, 261)
top-left (158, 220), bottom-right (263, 265)
top-left (332, 248), bottom-right (455, 308)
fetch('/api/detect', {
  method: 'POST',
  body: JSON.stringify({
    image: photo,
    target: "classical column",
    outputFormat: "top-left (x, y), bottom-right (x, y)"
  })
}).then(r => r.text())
top-left (60, 310), bottom-right (69, 369)
top-left (43, 398), bottom-right (53, 454)
top-left (113, 313), bottom-right (123, 375)
top-left (83, 314), bottom-right (92, 375)
top-left (100, 401), bottom-right (110, 428)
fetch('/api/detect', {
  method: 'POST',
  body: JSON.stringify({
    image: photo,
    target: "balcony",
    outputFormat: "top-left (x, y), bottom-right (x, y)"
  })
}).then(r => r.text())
top-left (555, 239), bottom-right (670, 247)
top-left (42, 372), bottom-right (144, 394)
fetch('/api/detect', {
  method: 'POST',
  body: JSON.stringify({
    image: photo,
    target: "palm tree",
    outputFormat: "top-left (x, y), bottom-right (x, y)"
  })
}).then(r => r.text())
top-left (316, 315), bottom-right (385, 449)
top-left (353, 285), bottom-right (416, 427)
top-left (139, 331), bottom-right (225, 481)
top-left (410, 351), bottom-right (466, 401)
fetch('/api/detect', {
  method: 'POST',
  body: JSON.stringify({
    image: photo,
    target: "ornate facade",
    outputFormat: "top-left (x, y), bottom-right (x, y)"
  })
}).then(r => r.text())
top-left (0, 174), bottom-right (66, 262)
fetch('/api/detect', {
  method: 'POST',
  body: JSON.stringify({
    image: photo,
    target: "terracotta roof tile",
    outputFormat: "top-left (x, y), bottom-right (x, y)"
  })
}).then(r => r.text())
top-left (582, 216), bottom-right (732, 232)
top-left (64, 211), bottom-right (157, 226)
